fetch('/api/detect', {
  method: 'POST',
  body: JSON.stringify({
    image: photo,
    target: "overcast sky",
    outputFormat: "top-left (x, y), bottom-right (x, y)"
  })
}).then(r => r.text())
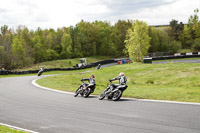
top-left (0, 0), bottom-right (200, 30)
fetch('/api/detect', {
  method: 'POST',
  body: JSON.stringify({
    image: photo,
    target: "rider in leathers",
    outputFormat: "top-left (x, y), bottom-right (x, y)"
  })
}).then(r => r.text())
top-left (108, 72), bottom-right (127, 91)
top-left (81, 75), bottom-right (96, 93)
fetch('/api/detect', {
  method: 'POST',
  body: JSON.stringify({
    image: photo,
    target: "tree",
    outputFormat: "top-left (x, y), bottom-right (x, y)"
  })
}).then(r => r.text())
top-left (76, 20), bottom-right (97, 56)
top-left (168, 19), bottom-right (184, 40)
top-left (0, 46), bottom-right (4, 67)
top-left (125, 20), bottom-right (151, 62)
top-left (179, 25), bottom-right (193, 49)
top-left (12, 37), bottom-right (26, 67)
top-left (148, 27), bottom-right (160, 53)
top-left (192, 38), bottom-right (200, 51)
top-left (188, 9), bottom-right (200, 39)
top-left (60, 33), bottom-right (73, 59)
top-left (93, 21), bottom-right (116, 56)
top-left (112, 20), bottom-right (132, 56)
top-left (168, 40), bottom-right (182, 53)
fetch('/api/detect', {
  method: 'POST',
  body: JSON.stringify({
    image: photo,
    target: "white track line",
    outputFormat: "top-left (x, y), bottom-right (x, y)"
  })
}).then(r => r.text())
top-left (32, 79), bottom-right (74, 95)
top-left (0, 123), bottom-right (39, 133)
top-left (32, 79), bottom-right (200, 106)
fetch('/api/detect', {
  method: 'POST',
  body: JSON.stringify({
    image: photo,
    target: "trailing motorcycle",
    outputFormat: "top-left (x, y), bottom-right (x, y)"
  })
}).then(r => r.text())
top-left (74, 80), bottom-right (92, 98)
top-left (99, 81), bottom-right (127, 101)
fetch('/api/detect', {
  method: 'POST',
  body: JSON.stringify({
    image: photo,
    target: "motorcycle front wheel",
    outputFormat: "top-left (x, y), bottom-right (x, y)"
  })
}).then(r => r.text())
top-left (112, 90), bottom-right (122, 101)
top-left (83, 88), bottom-right (91, 98)
top-left (99, 91), bottom-right (106, 100)
top-left (74, 88), bottom-right (81, 97)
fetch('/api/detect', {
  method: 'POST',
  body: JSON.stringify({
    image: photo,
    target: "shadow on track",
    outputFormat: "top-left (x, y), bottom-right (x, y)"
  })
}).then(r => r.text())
top-left (118, 98), bottom-right (135, 102)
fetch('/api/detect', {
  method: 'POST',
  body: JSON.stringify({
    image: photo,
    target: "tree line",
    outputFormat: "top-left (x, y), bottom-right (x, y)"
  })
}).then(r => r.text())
top-left (0, 9), bottom-right (200, 69)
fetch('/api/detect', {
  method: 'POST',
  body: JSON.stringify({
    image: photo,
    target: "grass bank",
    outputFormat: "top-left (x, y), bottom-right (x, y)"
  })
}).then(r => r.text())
top-left (0, 125), bottom-right (27, 133)
top-left (37, 63), bottom-right (200, 103)
top-left (14, 56), bottom-right (112, 71)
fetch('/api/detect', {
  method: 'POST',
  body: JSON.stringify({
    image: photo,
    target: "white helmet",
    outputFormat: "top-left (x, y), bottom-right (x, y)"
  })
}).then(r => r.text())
top-left (119, 72), bottom-right (124, 76)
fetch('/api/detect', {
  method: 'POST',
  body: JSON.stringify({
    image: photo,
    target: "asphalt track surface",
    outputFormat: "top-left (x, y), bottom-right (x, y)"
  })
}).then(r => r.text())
top-left (1, 75), bottom-right (200, 133)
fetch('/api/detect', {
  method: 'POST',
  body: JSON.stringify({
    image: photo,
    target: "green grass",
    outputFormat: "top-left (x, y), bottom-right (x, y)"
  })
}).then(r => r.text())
top-left (14, 56), bottom-right (112, 71)
top-left (37, 63), bottom-right (200, 103)
top-left (0, 125), bottom-right (27, 133)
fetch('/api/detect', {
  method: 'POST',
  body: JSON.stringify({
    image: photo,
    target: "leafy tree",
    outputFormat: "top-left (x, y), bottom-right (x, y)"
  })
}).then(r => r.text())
top-left (12, 37), bottom-right (26, 67)
top-left (188, 9), bottom-right (200, 39)
top-left (112, 20), bottom-right (132, 56)
top-left (93, 21), bottom-right (116, 56)
top-left (179, 25), bottom-right (193, 49)
top-left (60, 33), bottom-right (73, 59)
top-left (76, 20), bottom-right (97, 56)
top-left (0, 46), bottom-right (4, 67)
top-left (47, 49), bottom-right (59, 60)
top-left (168, 40), bottom-right (182, 53)
top-left (125, 20), bottom-right (151, 62)
top-left (70, 26), bottom-right (83, 57)
top-left (192, 38), bottom-right (200, 51)
top-left (168, 19), bottom-right (184, 40)
top-left (148, 27), bottom-right (160, 53)
top-left (33, 35), bottom-right (47, 63)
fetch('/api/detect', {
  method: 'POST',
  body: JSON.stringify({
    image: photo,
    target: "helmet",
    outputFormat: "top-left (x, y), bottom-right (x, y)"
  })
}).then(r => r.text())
top-left (119, 72), bottom-right (124, 76)
top-left (90, 75), bottom-right (95, 78)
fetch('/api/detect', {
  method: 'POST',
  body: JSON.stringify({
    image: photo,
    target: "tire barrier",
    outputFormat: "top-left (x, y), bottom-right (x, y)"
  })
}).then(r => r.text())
top-left (152, 54), bottom-right (200, 61)
top-left (144, 52), bottom-right (200, 63)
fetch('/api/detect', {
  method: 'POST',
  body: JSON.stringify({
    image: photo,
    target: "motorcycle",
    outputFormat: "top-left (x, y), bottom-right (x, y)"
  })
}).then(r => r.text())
top-left (38, 68), bottom-right (44, 76)
top-left (99, 81), bottom-right (127, 101)
top-left (74, 80), bottom-right (92, 98)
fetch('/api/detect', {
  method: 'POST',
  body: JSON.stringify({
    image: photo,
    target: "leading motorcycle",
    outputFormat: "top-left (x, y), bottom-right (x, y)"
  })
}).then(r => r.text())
top-left (99, 81), bottom-right (127, 101)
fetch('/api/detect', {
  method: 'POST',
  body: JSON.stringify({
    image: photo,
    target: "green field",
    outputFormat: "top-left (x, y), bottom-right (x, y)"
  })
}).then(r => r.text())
top-left (37, 63), bottom-right (200, 103)
top-left (0, 125), bottom-right (27, 133)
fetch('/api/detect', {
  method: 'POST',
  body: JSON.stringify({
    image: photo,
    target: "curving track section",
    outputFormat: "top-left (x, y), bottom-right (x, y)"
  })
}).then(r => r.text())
top-left (0, 76), bottom-right (200, 133)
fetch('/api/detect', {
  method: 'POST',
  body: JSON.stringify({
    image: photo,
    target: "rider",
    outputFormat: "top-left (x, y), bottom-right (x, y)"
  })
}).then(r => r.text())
top-left (108, 72), bottom-right (127, 91)
top-left (40, 67), bottom-right (44, 71)
top-left (81, 75), bottom-right (96, 93)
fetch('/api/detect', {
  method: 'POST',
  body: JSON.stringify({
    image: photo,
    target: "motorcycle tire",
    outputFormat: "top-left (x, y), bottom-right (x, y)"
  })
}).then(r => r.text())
top-left (38, 72), bottom-right (43, 76)
top-left (83, 88), bottom-right (91, 98)
top-left (74, 88), bottom-right (80, 97)
top-left (99, 91), bottom-right (106, 100)
top-left (112, 90), bottom-right (122, 101)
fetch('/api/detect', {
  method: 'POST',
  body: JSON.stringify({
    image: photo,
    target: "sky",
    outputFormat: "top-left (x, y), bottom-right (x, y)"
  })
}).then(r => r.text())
top-left (0, 0), bottom-right (200, 30)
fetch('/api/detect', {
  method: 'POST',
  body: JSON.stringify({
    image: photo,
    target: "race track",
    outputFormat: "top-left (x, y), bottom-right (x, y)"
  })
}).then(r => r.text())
top-left (0, 76), bottom-right (200, 133)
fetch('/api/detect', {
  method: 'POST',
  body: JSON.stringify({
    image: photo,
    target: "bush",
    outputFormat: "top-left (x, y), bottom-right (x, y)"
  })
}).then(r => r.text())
top-left (146, 79), bottom-right (154, 84)
top-left (178, 49), bottom-right (192, 53)
top-left (168, 40), bottom-right (182, 53)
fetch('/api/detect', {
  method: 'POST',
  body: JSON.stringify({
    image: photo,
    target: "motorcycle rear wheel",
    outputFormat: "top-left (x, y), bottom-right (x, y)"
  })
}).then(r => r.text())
top-left (83, 88), bottom-right (91, 98)
top-left (112, 90), bottom-right (122, 101)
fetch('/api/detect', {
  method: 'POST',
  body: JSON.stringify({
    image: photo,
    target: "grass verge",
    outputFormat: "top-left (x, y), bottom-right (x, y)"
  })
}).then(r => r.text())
top-left (0, 125), bottom-right (27, 133)
top-left (37, 63), bottom-right (200, 103)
